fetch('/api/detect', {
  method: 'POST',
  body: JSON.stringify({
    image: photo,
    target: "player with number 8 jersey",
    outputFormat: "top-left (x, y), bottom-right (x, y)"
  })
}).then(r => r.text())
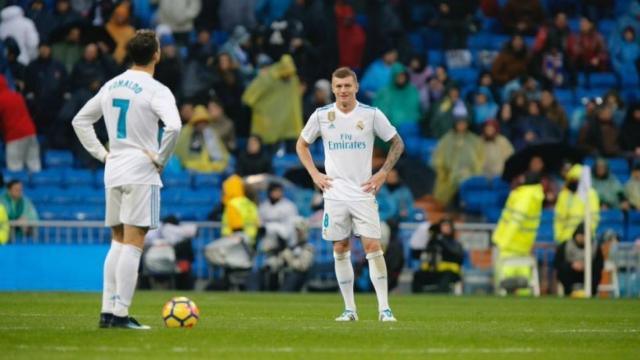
top-left (72, 30), bottom-right (182, 330)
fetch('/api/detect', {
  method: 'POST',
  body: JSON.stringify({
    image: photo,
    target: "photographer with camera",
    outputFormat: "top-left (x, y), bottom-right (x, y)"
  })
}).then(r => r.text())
top-left (411, 218), bottom-right (464, 293)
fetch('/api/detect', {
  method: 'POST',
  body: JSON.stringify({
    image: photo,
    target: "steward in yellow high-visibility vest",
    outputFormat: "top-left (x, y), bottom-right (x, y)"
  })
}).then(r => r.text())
top-left (554, 164), bottom-right (600, 244)
top-left (492, 172), bottom-right (544, 293)
top-left (221, 175), bottom-right (260, 246)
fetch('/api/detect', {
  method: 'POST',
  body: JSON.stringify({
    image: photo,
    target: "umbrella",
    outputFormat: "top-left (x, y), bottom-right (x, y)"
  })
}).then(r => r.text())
top-left (502, 142), bottom-right (585, 182)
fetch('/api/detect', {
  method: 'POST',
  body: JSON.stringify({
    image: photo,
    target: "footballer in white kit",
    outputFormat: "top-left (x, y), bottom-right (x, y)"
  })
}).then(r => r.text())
top-left (296, 67), bottom-right (405, 322)
top-left (73, 30), bottom-right (181, 330)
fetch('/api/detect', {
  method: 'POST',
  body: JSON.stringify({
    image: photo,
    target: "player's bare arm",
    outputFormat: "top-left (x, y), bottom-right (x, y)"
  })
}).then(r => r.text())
top-left (296, 136), bottom-right (333, 191)
top-left (362, 134), bottom-right (404, 194)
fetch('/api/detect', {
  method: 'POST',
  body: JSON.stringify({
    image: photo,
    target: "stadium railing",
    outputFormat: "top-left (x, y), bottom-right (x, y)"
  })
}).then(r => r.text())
top-left (5, 221), bottom-right (639, 296)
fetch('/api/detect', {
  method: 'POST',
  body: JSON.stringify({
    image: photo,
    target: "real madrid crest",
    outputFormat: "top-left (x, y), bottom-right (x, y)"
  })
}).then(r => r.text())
top-left (328, 111), bottom-right (336, 122)
top-left (356, 120), bottom-right (364, 130)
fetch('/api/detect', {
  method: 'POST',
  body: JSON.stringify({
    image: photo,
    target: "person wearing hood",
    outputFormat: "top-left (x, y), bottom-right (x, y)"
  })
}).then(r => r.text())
top-left (427, 86), bottom-right (467, 139)
top-left (220, 25), bottom-right (254, 79)
top-left (491, 35), bottom-right (531, 86)
top-left (611, 26), bottom-right (640, 86)
top-left (175, 105), bottom-right (230, 173)
top-left (432, 111), bottom-right (484, 206)
top-left (492, 172), bottom-right (543, 295)
top-left (242, 54), bottom-right (303, 146)
top-left (625, 162), bottom-right (640, 210)
top-left (207, 95), bottom-right (236, 153)
top-left (472, 86), bottom-right (498, 127)
top-left (554, 223), bottom-right (604, 297)
top-left (335, 2), bottom-right (366, 70)
top-left (105, 3), bottom-right (135, 64)
top-left (384, 168), bottom-right (416, 222)
top-left (578, 106), bottom-right (622, 157)
top-left (221, 174), bottom-right (260, 246)
top-left (480, 119), bottom-right (514, 178)
top-left (0, 74), bottom-right (41, 172)
top-left (407, 54), bottom-right (433, 113)
top-left (156, 0), bottom-right (202, 46)
top-left (25, 42), bottom-right (68, 135)
top-left (372, 63), bottom-right (421, 127)
top-left (554, 164), bottom-right (600, 244)
top-left (359, 47), bottom-right (399, 102)
top-left (0, 5), bottom-right (39, 66)
top-left (303, 78), bottom-right (331, 122)
top-left (620, 103), bottom-right (640, 156)
top-left (236, 135), bottom-right (272, 176)
top-left (591, 158), bottom-right (628, 210)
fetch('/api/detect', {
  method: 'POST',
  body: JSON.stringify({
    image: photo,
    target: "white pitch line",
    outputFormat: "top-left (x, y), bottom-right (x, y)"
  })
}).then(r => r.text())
top-left (10, 344), bottom-right (541, 355)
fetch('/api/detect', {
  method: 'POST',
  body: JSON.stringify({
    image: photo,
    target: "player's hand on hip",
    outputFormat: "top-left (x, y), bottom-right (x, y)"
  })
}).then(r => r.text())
top-left (362, 170), bottom-right (387, 194)
top-left (312, 171), bottom-right (333, 192)
top-left (143, 149), bottom-right (163, 173)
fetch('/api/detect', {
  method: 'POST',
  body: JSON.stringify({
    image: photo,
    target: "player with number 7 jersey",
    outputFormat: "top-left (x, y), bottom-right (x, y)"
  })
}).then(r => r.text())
top-left (72, 30), bottom-right (182, 330)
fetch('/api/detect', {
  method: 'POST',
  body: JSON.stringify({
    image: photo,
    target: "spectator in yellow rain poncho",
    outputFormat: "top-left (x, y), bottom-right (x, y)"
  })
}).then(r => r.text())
top-left (242, 54), bottom-right (303, 146)
top-left (554, 164), bottom-right (600, 244)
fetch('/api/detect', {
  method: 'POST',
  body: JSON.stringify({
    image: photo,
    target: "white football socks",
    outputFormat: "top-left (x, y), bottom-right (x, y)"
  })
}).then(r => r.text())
top-left (334, 251), bottom-right (356, 312)
top-left (367, 250), bottom-right (390, 312)
top-left (113, 244), bottom-right (142, 317)
top-left (101, 240), bottom-right (123, 314)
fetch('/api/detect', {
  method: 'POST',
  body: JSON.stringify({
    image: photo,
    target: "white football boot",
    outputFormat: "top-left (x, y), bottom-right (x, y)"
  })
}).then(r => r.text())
top-left (335, 310), bottom-right (358, 321)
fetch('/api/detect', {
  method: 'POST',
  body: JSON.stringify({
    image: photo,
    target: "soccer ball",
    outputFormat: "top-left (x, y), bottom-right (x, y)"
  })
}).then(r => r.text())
top-left (162, 297), bottom-right (200, 328)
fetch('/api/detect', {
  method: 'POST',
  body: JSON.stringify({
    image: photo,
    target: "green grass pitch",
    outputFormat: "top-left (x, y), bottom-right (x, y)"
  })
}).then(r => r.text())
top-left (0, 292), bottom-right (638, 359)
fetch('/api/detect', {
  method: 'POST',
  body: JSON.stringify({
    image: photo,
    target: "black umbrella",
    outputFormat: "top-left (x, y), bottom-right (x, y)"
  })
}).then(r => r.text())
top-left (502, 142), bottom-right (585, 182)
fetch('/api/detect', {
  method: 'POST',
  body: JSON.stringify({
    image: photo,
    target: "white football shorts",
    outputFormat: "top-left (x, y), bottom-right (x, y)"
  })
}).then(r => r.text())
top-left (322, 198), bottom-right (381, 241)
top-left (105, 184), bottom-right (161, 229)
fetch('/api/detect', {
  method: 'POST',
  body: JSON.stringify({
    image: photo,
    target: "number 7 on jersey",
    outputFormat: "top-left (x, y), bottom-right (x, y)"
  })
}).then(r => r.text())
top-left (113, 98), bottom-right (130, 139)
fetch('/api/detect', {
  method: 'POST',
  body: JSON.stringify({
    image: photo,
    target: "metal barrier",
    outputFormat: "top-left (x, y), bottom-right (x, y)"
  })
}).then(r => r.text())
top-left (5, 220), bottom-right (639, 296)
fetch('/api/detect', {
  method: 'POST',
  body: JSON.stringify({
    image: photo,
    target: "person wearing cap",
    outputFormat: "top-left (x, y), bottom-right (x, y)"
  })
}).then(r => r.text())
top-left (554, 223), bottom-right (604, 297)
top-left (432, 107), bottom-right (484, 206)
top-left (554, 164), bottom-right (600, 244)
top-left (174, 104), bottom-right (229, 173)
top-left (242, 54), bottom-right (303, 146)
top-left (493, 172), bottom-right (544, 294)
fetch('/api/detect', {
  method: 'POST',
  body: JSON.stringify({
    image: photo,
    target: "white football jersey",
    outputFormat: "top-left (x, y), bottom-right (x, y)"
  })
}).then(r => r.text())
top-left (301, 102), bottom-right (397, 201)
top-left (73, 69), bottom-right (182, 188)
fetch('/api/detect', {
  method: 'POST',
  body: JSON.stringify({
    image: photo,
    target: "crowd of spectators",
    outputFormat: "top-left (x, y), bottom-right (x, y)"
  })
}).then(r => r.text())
top-left (0, 0), bottom-right (639, 218)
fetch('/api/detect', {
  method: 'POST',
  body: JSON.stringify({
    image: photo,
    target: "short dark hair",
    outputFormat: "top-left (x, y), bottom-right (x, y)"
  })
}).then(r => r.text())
top-left (126, 30), bottom-right (158, 66)
top-left (331, 67), bottom-right (358, 83)
top-left (7, 180), bottom-right (21, 190)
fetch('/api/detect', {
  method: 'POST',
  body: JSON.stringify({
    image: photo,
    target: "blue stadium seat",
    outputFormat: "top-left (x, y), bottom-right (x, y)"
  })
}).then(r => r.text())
top-left (192, 173), bottom-right (222, 189)
top-left (162, 172), bottom-right (191, 189)
top-left (273, 154), bottom-right (301, 176)
top-left (460, 176), bottom-right (491, 192)
top-left (627, 225), bottom-right (640, 242)
top-left (461, 190), bottom-right (499, 214)
top-left (419, 138), bottom-right (438, 163)
top-left (3, 170), bottom-right (29, 184)
top-left (599, 209), bottom-right (624, 224)
top-left (397, 123), bottom-right (420, 139)
top-left (408, 32), bottom-right (425, 56)
top-left (94, 169), bottom-right (105, 188)
top-left (597, 222), bottom-right (625, 241)
top-left (597, 19), bottom-right (616, 37)
top-left (554, 89), bottom-right (574, 105)
top-left (49, 188), bottom-right (82, 205)
top-left (75, 186), bottom-right (104, 205)
top-left (44, 150), bottom-right (74, 168)
top-left (628, 211), bottom-right (640, 223)
top-left (584, 157), bottom-right (629, 178)
top-left (63, 169), bottom-right (94, 187)
top-left (403, 136), bottom-right (422, 158)
top-left (484, 207), bottom-right (502, 223)
top-left (541, 209), bottom-right (554, 223)
top-left (448, 67), bottom-right (479, 84)
top-left (579, 72), bottom-right (618, 88)
top-left (71, 206), bottom-right (104, 221)
top-left (291, 188), bottom-right (315, 217)
top-left (39, 205), bottom-right (76, 220)
top-left (26, 188), bottom-right (50, 204)
top-left (30, 169), bottom-right (64, 188)
top-left (427, 49), bottom-right (445, 66)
